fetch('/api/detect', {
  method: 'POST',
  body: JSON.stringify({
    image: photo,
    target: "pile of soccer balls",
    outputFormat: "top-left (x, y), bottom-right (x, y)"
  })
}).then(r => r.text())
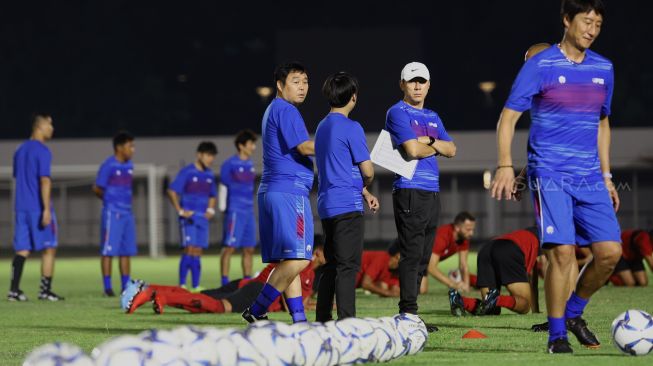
top-left (23, 313), bottom-right (428, 365)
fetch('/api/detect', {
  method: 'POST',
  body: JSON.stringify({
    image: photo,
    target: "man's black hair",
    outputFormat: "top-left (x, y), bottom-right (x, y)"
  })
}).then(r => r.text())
top-left (274, 61), bottom-right (307, 86)
top-left (453, 211), bottom-right (476, 225)
top-left (197, 141), bottom-right (218, 155)
top-left (561, 0), bottom-right (605, 24)
top-left (113, 130), bottom-right (134, 150)
top-left (322, 72), bottom-right (359, 108)
top-left (31, 112), bottom-right (52, 129)
top-left (234, 129), bottom-right (258, 150)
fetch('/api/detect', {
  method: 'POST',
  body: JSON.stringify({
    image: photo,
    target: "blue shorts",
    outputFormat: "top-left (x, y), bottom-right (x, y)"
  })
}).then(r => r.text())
top-left (529, 176), bottom-right (621, 246)
top-left (179, 215), bottom-right (210, 249)
top-left (223, 211), bottom-right (257, 248)
top-left (13, 211), bottom-right (58, 252)
top-left (100, 209), bottom-right (137, 257)
top-left (258, 192), bottom-right (314, 263)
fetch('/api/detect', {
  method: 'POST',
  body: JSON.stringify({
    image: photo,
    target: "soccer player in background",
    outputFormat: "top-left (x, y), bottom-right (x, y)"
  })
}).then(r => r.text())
top-left (167, 142), bottom-right (218, 291)
top-left (8, 113), bottom-right (64, 302)
top-left (242, 62), bottom-right (315, 324)
top-left (449, 227), bottom-right (540, 316)
top-left (219, 129), bottom-right (258, 286)
top-left (314, 72), bottom-right (379, 322)
top-left (355, 247), bottom-right (401, 298)
top-left (609, 229), bottom-right (653, 286)
top-left (491, 0), bottom-right (621, 353)
top-left (425, 212), bottom-right (476, 293)
top-left (385, 62), bottom-right (456, 317)
top-left (92, 131), bottom-right (136, 296)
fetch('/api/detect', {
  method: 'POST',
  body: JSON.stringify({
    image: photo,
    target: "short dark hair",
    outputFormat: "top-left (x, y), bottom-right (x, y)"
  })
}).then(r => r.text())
top-left (113, 130), bottom-right (134, 150)
top-left (197, 141), bottom-right (218, 155)
top-left (561, 0), bottom-right (605, 24)
top-left (453, 211), bottom-right (476, 225)
top-left (234, 129), bottom-right (258, 150)
top-left (322, 72), bottom-right (359, 108)
top-left (274, 62), bottom-right (307, 86)
top-left (31, 112), bottom-right (52, 129)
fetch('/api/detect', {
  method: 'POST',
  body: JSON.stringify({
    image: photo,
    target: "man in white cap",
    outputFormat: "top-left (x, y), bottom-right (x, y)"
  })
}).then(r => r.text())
top-left (385, 62), bottom-right (457, 317)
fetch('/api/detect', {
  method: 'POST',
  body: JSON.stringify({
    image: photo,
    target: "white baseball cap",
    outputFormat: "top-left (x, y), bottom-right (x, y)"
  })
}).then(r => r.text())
top-left (401, 62), bottom-right (430, 81)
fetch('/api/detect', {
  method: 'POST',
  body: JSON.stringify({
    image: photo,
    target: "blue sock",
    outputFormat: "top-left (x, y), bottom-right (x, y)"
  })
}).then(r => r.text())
top-left (120, 275), bottom-right (130, 292)
top-left (548, 316), bottom-right (568, 342)
top-left (103, 275), bottom-right (112, 292)
top-left (179, 255), bottom-right (191, 286)
top-left (191, 256), bottom-right (202, 288)
top-left (250, 283), bottom-right (281, 317)
top-left (243, 275), bottom-right (252, 280)
top-left (221, 275), bottom-right (229, 286)
top-left (565, 292), bottom-right (589, 319)
top-left (286, 296), bottom-right (307, 323)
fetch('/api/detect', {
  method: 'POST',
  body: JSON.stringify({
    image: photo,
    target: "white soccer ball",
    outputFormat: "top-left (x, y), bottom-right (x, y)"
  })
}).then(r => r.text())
top-left (393, 313), bottom-right (428, 356)
top-left (335, 317), bottom-right (378, 363)
top-left (325, 319), bottom-right (367, 365)
top-left (231, 329), bottom-right (268, 366)
top-left (377, 316), bottom-right (406, 359)
top-left (245, 321), bottom-right (302, 366)
top-left (195, 327), bottom-right (239, 366)
top-left (363, 318), bottom-right (398, 362)
top-left (23, 342), bottom-right (93, 366)
top-left (611, 309), bottom-right (653, 356)
top-left (175, 326), bottom-right (219, 366)
top-left (92, 335), bottom-right (151, 366)
top-left (448, 269), bottom-right (462, 283)
top-left (140, 329), bottom-right (184, 365)
top-left (290, 322), bottom-right (338, 366)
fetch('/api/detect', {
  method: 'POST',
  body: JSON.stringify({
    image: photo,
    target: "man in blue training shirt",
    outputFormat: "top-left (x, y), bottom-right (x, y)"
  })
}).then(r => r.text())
top-left (93, 131), bottom-right (136, 296)
top-left (385, 62), bottom-right (456, 317)
top-left (491, 0), bottom-right (621, 354)
top-left (314, 72), bottom-right (379, 322)
top-left (9, 113), bottom-right (64, 302)
top-left (242, 62), bottom-right (315, 324)
top-left (167, 142), bottom-right (218, 291)
top-left (219, 129), bottom-right (258, 286)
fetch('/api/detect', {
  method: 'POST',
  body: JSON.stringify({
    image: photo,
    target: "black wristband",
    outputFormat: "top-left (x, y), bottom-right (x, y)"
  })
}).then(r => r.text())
top-left (496, 165), bottom-right (513, 170)
top-left (428, 136), bottom-right (436, 146)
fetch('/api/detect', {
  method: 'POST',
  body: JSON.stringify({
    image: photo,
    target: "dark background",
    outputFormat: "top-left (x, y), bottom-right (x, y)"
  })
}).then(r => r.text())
top-left (0, 1), bottom-right (650, 139)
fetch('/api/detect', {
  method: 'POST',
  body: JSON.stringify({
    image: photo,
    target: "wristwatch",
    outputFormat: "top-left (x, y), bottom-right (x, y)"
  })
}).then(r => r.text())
top-left (428, 136), bottom-right (436, 146)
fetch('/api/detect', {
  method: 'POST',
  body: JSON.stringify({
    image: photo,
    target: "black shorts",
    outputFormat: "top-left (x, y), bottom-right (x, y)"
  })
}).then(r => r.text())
top-left (614, 256), bottom-right (645, 273)
top-left (200, 279), bottom-right (241, 299)
top-left (477, 239), bottom-right (528, 289)
top-left (224, 281), bottom-right (264, 313)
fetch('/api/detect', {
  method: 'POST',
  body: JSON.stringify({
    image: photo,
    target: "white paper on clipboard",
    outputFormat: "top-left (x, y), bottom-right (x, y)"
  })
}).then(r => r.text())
top-left (370, 130), bottom-right (417, 180)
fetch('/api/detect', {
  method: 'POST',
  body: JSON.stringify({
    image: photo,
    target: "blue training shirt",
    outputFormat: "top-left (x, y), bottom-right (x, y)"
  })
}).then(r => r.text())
top-left (220, 154), bottom-right (256, 213)
top-left (505, 46), bottom-right (614, 184)
top-left (385, 100), bottom-right (452, 192)
top-left (258, 97), bottom-right (314, 196)
top-left (315, 112), bottom-right (371, 219)
top-left (13, 140), bottom-right (52, 212)
top-left (169, 163), bottom-right (217, 214)
top-left (95, 156), bottom-right (134, 213)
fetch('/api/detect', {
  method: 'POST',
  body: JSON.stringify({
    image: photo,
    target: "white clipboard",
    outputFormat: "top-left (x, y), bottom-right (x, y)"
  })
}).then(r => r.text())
top-left (370, 130), bottom-right (417, 180)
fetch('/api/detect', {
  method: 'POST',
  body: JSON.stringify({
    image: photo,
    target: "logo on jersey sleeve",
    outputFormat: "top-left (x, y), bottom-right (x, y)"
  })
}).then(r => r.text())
top-left (558, 75), bottom-right (566, 84)
top-left (592, 78), bottom-right (604, 85)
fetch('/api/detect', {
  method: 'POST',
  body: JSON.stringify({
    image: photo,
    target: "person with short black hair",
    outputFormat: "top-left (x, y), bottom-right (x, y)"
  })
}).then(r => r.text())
top-left (386, 62), bottom-right (457, 317)
top-left (9, 113), bottom-right (64, 302)
top-left (219, 129), bottom-right (258, 286)
top-left (167, 141), bottom-right (218, 291)
top-left (243, 62), bottom-right (315, 324)
top-left (491, 0), bottom-right (620, 353)
top-left (92, 131), bottom-right (136, 296)
top-left (427, 212), bottom-right (476, 292)
top-left (314, 72), bottom-right (379, 321)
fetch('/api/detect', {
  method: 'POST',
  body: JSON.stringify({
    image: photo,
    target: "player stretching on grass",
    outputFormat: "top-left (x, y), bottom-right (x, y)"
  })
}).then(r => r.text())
top-left (242, 62), bottom-right (315, 324)
top-left (491, 0), bottom-right (621, 353)
top-left (167, 142), bottom-right (218, 291)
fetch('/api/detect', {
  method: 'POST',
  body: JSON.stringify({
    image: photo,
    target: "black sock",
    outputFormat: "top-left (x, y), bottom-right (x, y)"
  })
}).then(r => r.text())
top-left (10, 255), bottom-right (26, 292)
top-left (40, 276), bottom-right (52, 293)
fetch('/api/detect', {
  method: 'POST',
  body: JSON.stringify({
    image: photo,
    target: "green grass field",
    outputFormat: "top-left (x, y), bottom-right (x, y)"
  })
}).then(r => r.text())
top-left (1, 253), bottom-right (651, 365)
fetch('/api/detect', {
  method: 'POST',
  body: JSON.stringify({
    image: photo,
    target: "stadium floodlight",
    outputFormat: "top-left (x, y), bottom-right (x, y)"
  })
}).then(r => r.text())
top-left (478, 81), bottom-right (496, 93)
top-left (256, 86), bottom-right (273, 98)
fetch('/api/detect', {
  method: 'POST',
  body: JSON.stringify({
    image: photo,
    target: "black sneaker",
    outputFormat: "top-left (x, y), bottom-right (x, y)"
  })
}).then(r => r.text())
top-left (566, 317), bottom-right (600, 349)
top-left (7, 290), bottom-right (28, 302)
top-left (531, 321), bottom-right (549, 332)
top-left (242, 307), bottom-right (268, 324)
top-left (104, 289), bottom-right (116, 297)
top-left (477, 288), bottom-right (500, 316)
top-left (448, 288), bottom-right (467, 317)
top-left (424, 323), bottom-right (439, 333)
top-left (38, 291), bottom-right (65, 301)
top-left (548, 338), bottom-right (573, 353)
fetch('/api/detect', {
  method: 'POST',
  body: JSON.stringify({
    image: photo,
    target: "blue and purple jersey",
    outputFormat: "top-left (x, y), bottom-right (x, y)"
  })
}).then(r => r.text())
top-left (169, 163), bottom-right (217, 213)
top-left (220, 155), bottom-right (256, 213)
top-left (13, 140), bottom-right (52, 212)
top-left (385, 100), bottom-right (452, 192)
top-left (505, 46), bottom-right (614, 184)
top-left (95, 156), bottom-right (134, 213)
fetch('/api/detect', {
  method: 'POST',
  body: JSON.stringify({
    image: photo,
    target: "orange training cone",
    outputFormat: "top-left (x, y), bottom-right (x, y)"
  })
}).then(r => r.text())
top-left (462, 329), bottom-right (488, 339)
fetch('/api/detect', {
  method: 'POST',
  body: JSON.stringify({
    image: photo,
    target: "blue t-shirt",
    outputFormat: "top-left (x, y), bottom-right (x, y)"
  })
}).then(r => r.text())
top-left (220, 155), bottom-right (256, 213)
top-left (13, 140), bottom-right (52, 212)
top-left (385, 100), bottom-right (452, 192)
top-left (258, 97), bottom-right (314, 196)
top-left (95, 156), bottom-right (134, 213)
top-left (169, 164), bottom-right (217, 214)
top-left (505, 46), bottom-right (614, 184)
top-left (315, 113), bottom-right (371, 219)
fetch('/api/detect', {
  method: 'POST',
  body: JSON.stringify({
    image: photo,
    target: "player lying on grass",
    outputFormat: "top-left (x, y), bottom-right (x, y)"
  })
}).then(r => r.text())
top-left (449, 227), bottom-right (540, 316)
top-left (609, 229), bottom-right (653, 286)
top-left (123, 245), bottom-right (325, 315)
top-left (353, 247), bottom-right (401, 297)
